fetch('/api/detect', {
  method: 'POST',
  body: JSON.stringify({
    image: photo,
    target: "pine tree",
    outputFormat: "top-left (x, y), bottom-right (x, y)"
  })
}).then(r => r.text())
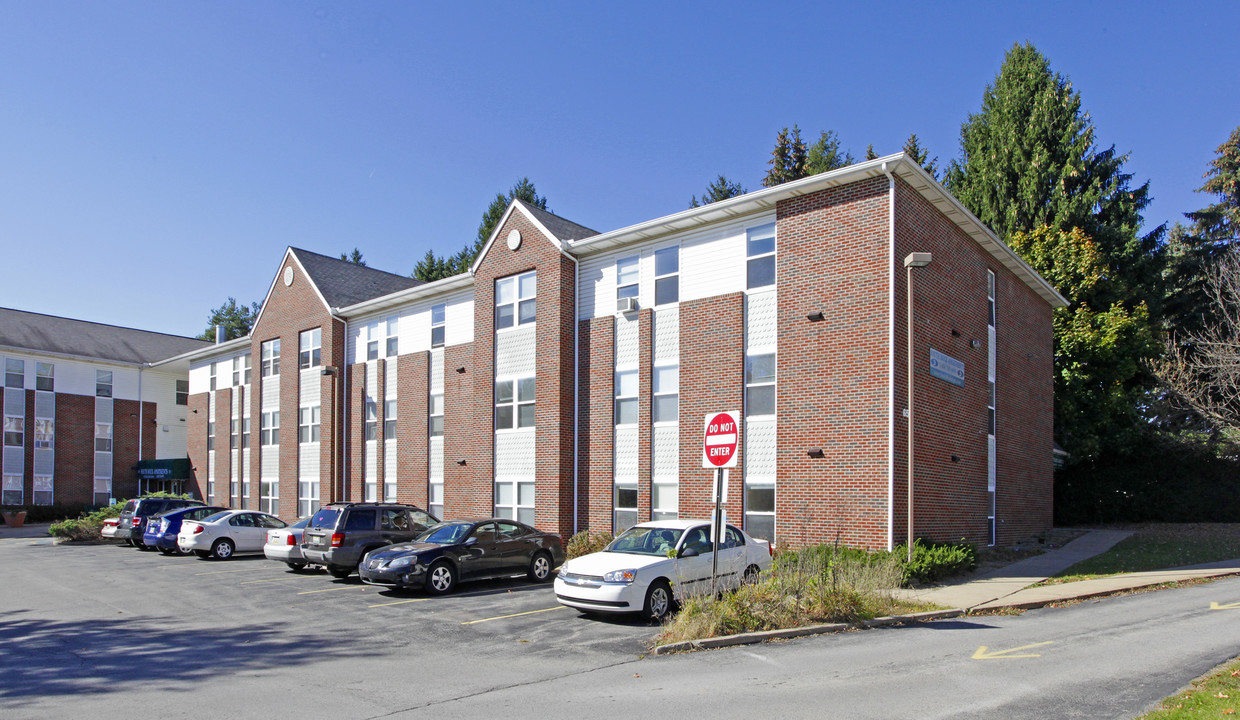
top-left (339, 248), bottom-right (366, 266)
top-left (865, 144), bottom-right (879, 161)
top-left (805, 130), bottom-right (855, 175)
top-left (762, 125), bottom-right (808, 187)
top-left (198, 297), bottom-right (261, 342)
top-left (901, 133), bottom-right (939, 180)
top-left (413, 178), bottom-right (549, 282)
top-left (690, 175), bottom-right (747, 208)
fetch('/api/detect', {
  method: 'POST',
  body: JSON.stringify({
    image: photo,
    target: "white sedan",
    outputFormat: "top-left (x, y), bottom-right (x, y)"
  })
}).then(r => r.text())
top-left (554, 519), bottom-right (772, 621)
top-left (178, 509), bottom-right (287, 560)
top-left (264, 517), bottom-right (311, 570)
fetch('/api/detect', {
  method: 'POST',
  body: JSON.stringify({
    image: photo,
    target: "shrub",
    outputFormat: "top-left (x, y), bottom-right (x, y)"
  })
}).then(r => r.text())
top-left (894, 539), bottom-right (977, 585)
top-left (566, 530), bottom-right (613, 559)
top-left (48, 499), bottom-right (126, 542)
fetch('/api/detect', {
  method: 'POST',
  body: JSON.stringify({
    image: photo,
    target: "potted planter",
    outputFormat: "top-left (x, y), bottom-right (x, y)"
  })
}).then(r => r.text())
top-left (1, 510), bottom-right (27, 528)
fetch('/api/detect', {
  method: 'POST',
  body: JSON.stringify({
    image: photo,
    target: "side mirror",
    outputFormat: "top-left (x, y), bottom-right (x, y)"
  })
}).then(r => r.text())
top-left (679, 547), bottom-right (700, 558)
top-left (464, 537), bottom-right (478, 547)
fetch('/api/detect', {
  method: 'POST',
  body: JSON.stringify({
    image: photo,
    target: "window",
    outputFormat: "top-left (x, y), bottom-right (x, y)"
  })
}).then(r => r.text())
top-left (3, 416), bottom-right (22, 447)
top-left (431, 303), bottom-right (446, 348)
top-left (261, 339), bottom-right (281, 377)
top-left (34, 418), bottom-right (53, 450)
top-left (653, 365), bottom-right (678, 423)
top-left (208, 362), bottom-right (216, 391)
top-left (988, 270), bottom-right (996, 327)
top-left (229, 420), bottom-right (238, 450)
top-left (298, 406), bottom-right (321, 444)
top-left (5, 359), bottom-right (23, 389)
top-left (2, 475), bottom-right (21, 506)
top-left (175, 379), bottom-right (189, 406)
top-left (260, 411), bottom-right (279, 446)
top-left (364, 399), bottom-right (378, 441)
top-left (654, 246), bottom-right (679, 305)
top-left (35, 362), bottom-right (53, 392)
top-left (384, 399), bottom-right (397, 440)
top-left (988, 381), bottom-right (996, 436)
top-left (95, 370), bottom-right (113, 398)
top-left (429, 392), bottom-right (444, 437)
top-left (33, 476), bottom-right (52, 506)
top-left (243, 355), bottom-right (252, 384)
top-left (495, 378), bottom-right (535, 429)
top-left (494, 480), bottom-right (535, 526)
top-left (260, 477), bottom-right (278, 515)
top-left (652, 480), bottom-right (678, 521)
top-left (241, 417), bottom-right (251, 450)
top-left (614, 370), bottom-right (638, 425)
top-left (745, 485), bottom-right (775, 542)
top-left (745, 354), bottom-right (776, 417)
top-left (385, 316), bottom-right (399, 357)
top-left (616, 256), bottom-right (639, 301)
top-left (95, 422), bottom-right (112, 452)
top-left (298, 477), bottom-right (319, 518)
top-left (366, 322), bottom-right (379, 361)
top-left (987, 269), bottom-right (997, 547)
top-left (206, 421), bottom-right (215, 451)
top-left (300, 328), bottom-right (321, 370)
top-left (614, 484), bottom-right (638, 532)
top-left (495, 271), bottom-right (536, 330)
top-left (747, 222), bottom-right (776, 289)
top-left (232, 357), bottom-right (242, 386)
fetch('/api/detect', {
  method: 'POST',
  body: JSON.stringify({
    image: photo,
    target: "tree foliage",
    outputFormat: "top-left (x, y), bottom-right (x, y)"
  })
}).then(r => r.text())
top-left (412, 178), bottom-right (548, 282)
top-left (762, 125), bottom-right (809, 187)
top-left (901, 133), bottom-right (939, 180)
top-left (805, 130), bottom-right (855, 175)
top-left (690, 174), bottom-right (747, 208)
top-left (339, 248), bottom-right (366, 266)
top-left (199, 297), bottom-right (260, 342)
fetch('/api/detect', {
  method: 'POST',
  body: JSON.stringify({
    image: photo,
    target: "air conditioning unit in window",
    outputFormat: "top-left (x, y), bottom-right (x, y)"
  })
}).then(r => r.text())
top-left (617, 297), bottom-right (639, 314)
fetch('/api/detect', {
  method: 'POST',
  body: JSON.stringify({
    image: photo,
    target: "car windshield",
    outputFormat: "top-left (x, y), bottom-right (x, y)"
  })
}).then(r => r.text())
top-left (415, 522), bottom-right (472, 545)
top-left (606, 526), bottom-right (684, 556)
top-left (309, 507), bottom-right (341, 529)
top-left (201, 511), bottom-right (231, 524)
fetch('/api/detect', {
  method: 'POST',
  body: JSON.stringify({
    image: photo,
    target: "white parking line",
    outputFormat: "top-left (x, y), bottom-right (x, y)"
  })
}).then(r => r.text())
top-left (368, 598), bottom-right (429, 608)
top-left (461, 606), bottom-right (565, 625)
top-left (297, 586), bottom-right (368, 595)
top-left (194, 567), bottom-right (279, 576)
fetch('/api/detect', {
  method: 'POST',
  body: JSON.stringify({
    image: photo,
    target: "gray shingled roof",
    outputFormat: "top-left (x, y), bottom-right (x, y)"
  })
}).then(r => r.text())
top-left (516, 200), bottom-right (599, 242)
top-left (0, 307), bottom-right (212, 365)
top-left (291, 248), bottom-right (423, 309)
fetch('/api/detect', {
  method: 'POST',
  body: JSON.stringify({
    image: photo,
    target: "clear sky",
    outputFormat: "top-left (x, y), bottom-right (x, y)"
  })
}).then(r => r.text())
top-left (2, 1), bottom-right (1236, 338)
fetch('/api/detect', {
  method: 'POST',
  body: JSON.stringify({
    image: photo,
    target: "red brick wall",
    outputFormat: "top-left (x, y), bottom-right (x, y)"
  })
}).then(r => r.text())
top-left (375, 360), bottom-right (386, 494)
top-left (577, 316), bottom-right (614, 532)
top-left (52, 393), bottom-right (95, 504)
top-left (396, 352), bottom-right (429, 508)
top-left (213, 388), bottom-right (232, 507)
top-left (187, 392), bottom-right (208, 501)
top-left (443, 341), bottom-right (483, 516)
top-left (347, 361), bottom-right (366, 502)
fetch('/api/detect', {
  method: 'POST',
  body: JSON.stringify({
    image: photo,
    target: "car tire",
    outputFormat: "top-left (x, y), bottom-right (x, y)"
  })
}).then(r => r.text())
top-left (211, 538), bottom-right (235, 560)
top-left (194, 550), bottom-right (211, 559)
top-left (157, 547), bottom-right (174, 556)
top-left (742, 564), bottom-right (762, 585)
top-left (286, 562), bottom-right (307, 571)
top-left (643, 579), bottom-right (674, 622)
top-left (173, 544), bottom-right (190, 556)
top-left (527, 551), bottom-right (553, 582)
top-left (425, 561), bottom-right (456, 595)
top-left (327, 565), bottom-right (353, 579)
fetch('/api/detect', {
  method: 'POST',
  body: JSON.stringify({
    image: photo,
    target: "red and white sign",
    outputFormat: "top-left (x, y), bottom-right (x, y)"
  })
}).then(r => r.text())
top-left (702, 411), bottom-right (741, 469)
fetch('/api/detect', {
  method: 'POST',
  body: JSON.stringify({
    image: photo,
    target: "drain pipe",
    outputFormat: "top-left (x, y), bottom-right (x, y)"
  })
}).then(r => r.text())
top-left (329, 310), bottom-right (348, 504)
top-left (882, 159), bottom-right (897, 552)
top-left (572, 252), bottom-right (581, 536)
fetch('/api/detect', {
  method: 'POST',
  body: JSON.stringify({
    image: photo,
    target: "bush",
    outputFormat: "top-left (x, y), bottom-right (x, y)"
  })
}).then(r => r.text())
top-left (48, 500), bottom-right (126, 542)
top-left (894, 539), bottom-right (977, 585)
top-left (566, 530), bottom-right (613, 559)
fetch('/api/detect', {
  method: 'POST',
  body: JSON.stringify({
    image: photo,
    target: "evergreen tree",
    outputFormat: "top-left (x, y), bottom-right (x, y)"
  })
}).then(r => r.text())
top-left (902, 133), bottom-right (939, 180)
top-left (945, 42), bottom-right (1165, 460)
top-left (805, 130), bottom-right (855, 175)
top-left (413, 178), bottom-right (549, 282)
top-left (198, 297), bottom-right (261, 342)
top-left (762, 125), bottom-right (808, 187)
top-left (865, 144), bottom-right (879, 161)
top-left (690, 174), bottom-right (747, 208)
top-left (339, 248), bottom-right (366, 266)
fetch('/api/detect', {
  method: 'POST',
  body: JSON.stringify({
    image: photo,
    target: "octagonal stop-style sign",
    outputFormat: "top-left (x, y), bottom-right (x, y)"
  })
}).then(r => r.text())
top-left (702, 411), bottom-right (741, 469)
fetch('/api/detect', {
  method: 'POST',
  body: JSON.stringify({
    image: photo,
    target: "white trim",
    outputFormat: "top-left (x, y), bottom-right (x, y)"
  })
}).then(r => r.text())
top-left (252, 249), bottom-right (333, 338)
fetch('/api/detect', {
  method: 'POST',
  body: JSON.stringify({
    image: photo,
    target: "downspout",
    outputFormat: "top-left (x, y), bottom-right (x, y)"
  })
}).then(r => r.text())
top-left (572, 251), bottom-right (581, 536)
top-left (138, 365), bottom-right (144, 495)
top-left (882, 160), bottom-right (896, 551)
top-left (330, 310), bottom-right (348, 504)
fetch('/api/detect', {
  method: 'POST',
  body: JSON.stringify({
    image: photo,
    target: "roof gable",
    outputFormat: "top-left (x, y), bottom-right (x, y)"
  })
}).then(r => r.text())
top-left (469, 201), bottom-right (598, 275)
top-left (291, 248), bottom-right (422, 309)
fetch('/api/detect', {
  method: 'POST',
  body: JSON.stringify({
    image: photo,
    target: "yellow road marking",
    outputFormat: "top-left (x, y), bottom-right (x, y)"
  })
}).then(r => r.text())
top-left (297, 586), bottom-right (367, 595)
top-left (461, 606), bottom-right (565, 625)
top-left (241, 576), bottom-right (313, 585)
top-left (972, 641), bottom-right (1054, 660)
top-left (194, 567), bottom-right (277, 576)
top-left (1211, 601), bottom-right (1240, 610)
top-left (369, 598), bottom-right (429, 608)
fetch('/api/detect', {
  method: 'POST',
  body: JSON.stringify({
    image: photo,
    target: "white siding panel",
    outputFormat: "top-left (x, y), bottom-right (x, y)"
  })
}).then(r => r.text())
top-left (653, 425), bottom-right (679, 481)
top-left (110, 367), bottom-right (140, 401)
top-left (346, 325), bottom-right (361, 365)
top-left (577, 252), bottom-right (613, 321)
top-left (4, 391), bottom-right (23, 415)
top-left (365, 442), bottom-right (378, 478)
top-left (746, 290), bottom-right (778, 351)
top-left (615, 314), bottom-right (639, 369)
top-left (494, 431), bottom-right (535, 481)
top-left (430, 349), bottom-right (444, 392)
top-left (261, 449), bottom-right (279, 479)
top-left (385, 359), bottom-right (397, 396)
top-left (34, 449), bottom-right (53, 476)
top-left (262, 375), bottom-right (279, 411)
top-left (429, 436), bottom-right (444, 482)
top-left (653, 309), bottom-right (679, 363)
top-left (207, 393), bottom-right (215, 422)
top-left (299, 370), bottom-right (320, 406)
top-left (614, 426), bottom-right (639, 483)
top-left (444, 293), bottom-right (474, 347)
top-left (298, 445), bottom-right (319, 479)
top-left (403, 307), bottom-right (431, 355)
top-left (385, 444), bottom-right (397, 482)
top-left (746, 419), bottom-right (777, 482)
top-left (3, 449), bottom-right (23, 475)
top-left (188, 363), bottom-right (213, 395)
top-left (496, 325), bottom-right (536, 378)
top-left (34, 392), bottom-right (54, 418)
top-left (680, 222), bottom-right (753, 303)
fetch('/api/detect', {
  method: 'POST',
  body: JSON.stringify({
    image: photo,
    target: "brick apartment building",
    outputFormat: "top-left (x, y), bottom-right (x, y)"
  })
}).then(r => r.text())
top-left (0, 309), bottom-right (210, 507)
top-left (175, 154), bottom-right (1065, 550)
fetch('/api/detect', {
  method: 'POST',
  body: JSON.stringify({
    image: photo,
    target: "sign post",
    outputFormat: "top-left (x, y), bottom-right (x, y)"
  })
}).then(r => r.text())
top-left (702, 411), bottom-right (740, 595)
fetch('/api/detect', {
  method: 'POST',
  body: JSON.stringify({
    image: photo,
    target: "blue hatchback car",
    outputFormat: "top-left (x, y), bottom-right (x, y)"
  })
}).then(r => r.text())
top-left (144, 506), bottom-right (228, 555)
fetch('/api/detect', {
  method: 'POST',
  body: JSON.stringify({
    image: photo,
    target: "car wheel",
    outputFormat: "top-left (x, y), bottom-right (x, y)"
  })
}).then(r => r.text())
top-left (527, 551), bottom-right (553, 582)
top-left (173, 544), bottom-right (190, 556)
top-left (327, 565), bottom-right (353, 578)
top-left (643, 579), bottom-right (674, 621)
top-left (742, 564), bottom-right (762, 585)
top-left (157, 547), bottom-right (174, 556)
top-left (286, 562), bottom-right (307, 571)
top-left (425, 561), bottom-right (456, 595)
top-left (194, 550), bottom-right (211, 559)
top-left (211, 538), bottom-right (235, 560)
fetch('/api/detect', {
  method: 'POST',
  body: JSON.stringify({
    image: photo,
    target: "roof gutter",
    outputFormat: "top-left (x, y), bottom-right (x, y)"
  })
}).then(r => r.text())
top-left (883, 160), bottom-right (897, 553)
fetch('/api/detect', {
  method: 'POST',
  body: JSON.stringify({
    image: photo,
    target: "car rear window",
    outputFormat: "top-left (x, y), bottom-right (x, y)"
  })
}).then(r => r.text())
top-left (121, 500), bottom-right (137, 514)
top-left (309, 507), bottom-right (341, 529)
top-left (344, 509), bottom-right (376, 532)
top-left (200, 511), bottom-right (231, 523)
top-left (289, 517), bottom-right (310, 530)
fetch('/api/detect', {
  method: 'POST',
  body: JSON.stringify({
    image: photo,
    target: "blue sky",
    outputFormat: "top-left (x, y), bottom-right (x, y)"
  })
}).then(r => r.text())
top-left (2, 1), bottom-right (1236, 337)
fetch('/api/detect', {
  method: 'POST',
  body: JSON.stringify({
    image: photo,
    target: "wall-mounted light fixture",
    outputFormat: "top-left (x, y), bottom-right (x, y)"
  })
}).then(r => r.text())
top-left (951, 328), bottom-right (961, 337)
top-left (807, 448), bottom-right (824, 458)
top-left (970, 340), bottom-right (981, 349)
top-left (951, 455), bottom-right (960, 463)
top-left (806, 311), bottom-right (825, 322)
top-left (321, 366), bottom-right (338, 377)
top-left (192, 409), bottom-right (198, 414)
top-left (456, 366), bottom-right (467, 374)
top-left (456, 459), bottom-right (467, 466)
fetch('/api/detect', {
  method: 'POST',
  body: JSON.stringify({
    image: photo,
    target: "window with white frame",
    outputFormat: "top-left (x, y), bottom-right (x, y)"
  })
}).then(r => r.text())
top-left (429, 392), bottom-right (444, 437)
top-left (208, 362), bottom-right (217, 391)
top-left (616, 256), bottom-right (639, 301)
top-left (260, 478), bottom-right (278, 515)
top-left (5, 359), bottom-right (23, 388)
top-left (175, 379), bottom-right (189, 406)
top-left (243, 354), bottom-right (251, 384)
top-left (34, 418), bottom-right (53, 450)
top-left (241, 417), bottom-right (251, 450)
top-left (746, 222), bottom-right (776, 289)
top-left (33, 475), bottom-right (52, 506)
top-left (95, 422), bottom-right (112, 452)
top-left (495, 480), bottom-right (535, 526)
top-left (654, 246), bottom-right (679, 305)
top-left (745, 484), bottom-right (775, 543)
top-left (614, 483), bottom-right (638, 532)
top-left (386, 316), bottom-right (399, 357)
top-left (495, 378), bottom-right (535, 430)
top-left (298, 477), bottom-right (319, 518)
top-left (206, 421), bottom-right (215, 451)
top-left (614, 370), bottom-right (638, 425)
top-left (366, 322), bottom-right (380, 361)
top-left (229, 419), bottom-right (238, 450)
top-left (431, 303), bottom-right (446, 348)
top-left (653, 365), bottom-right (678, 423)
top-left (298, 406), bottom-right (321, 444)
top-left (260, 411), bottom-right (279, 446)
top-left (384, 399), bottom-right (396, 440)
top-left (745, 354), bottom-right (776, 417)
top-left (96, 370), bottom-right (113, 398)
top-left (364, 399), bottom-right (378, 441)
top-left (35, 362), bottom-right (53, 392)
top-left (652, 480), bottom-right (678, 521)
top-left (232, 357), bottom-right (242, 386)
top-left (429, 480), bottom-right (443, 520)
top-left (3, 416), bottom-right (22, 447)
top-left (495, 271), bottom-right (536, 330)
top-left (261, 339), bottom-right (280, 377)
top-left (300, 328), bottom-right (321, 369)
top-left (2, 475), bottom-right (21, 506)
top-left (987, 269), bottom-right (997, 546)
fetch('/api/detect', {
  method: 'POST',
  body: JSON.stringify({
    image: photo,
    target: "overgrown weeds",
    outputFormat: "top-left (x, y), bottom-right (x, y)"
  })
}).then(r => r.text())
top-left (566, 530), bottom-right (614, 559)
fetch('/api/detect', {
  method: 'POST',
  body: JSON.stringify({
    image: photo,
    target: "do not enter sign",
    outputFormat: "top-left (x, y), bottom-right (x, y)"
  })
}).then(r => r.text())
top-left (702, 411), bottom-right (741, 469)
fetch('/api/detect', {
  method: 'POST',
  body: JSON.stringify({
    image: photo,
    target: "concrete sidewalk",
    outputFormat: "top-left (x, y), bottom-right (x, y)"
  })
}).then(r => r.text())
top-left (0, 522), bottom-right (54, 540)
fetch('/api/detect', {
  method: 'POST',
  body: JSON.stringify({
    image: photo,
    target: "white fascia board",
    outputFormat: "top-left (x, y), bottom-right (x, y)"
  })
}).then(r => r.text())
top-left (152, 335), bottom-right (250, 367)
top-left (335, 272), bottom-right (475, 317)
top-left (468, 201), bottom-right (572, 276)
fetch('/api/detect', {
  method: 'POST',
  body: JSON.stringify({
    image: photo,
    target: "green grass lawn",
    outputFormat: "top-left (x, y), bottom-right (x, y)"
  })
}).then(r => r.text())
top-left (1138, 656), bottom-right (1240, 719)
top-left (1046, 524), bottom-right (1240, 584)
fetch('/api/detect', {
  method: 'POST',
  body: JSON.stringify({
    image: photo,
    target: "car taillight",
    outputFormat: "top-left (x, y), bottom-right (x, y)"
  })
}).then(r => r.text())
top-left (330, 533), bottom-right (344, 548)
top-left (287, 535), bottom-right (297, 546)
top-left (193, 526), bottom-right (204, 535)
top-left (131, 517), bottom-right (142, 526)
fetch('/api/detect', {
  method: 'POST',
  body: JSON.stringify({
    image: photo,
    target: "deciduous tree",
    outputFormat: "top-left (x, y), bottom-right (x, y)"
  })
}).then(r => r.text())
top-left (199, 297), bottom-right (260, 342)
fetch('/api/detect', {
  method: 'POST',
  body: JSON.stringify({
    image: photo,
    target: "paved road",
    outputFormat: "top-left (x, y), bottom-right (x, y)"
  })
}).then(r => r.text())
top-left (2, 538), bottom-right (1238, 719)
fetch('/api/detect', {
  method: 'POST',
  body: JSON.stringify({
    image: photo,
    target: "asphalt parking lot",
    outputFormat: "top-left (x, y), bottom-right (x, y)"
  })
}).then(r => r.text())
top-left (0, 537), bottom-right (660, 719)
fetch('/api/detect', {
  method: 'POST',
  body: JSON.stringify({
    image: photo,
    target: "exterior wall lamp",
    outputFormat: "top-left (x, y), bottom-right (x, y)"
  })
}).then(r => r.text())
top-left (903, 252), bottom-right (932, 563)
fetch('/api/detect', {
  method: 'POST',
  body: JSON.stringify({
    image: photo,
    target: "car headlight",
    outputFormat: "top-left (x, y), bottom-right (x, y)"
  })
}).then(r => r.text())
top-left (388, 556), bottom-right (413, 569)
top-left (602, 569), bottom-right (637, 584)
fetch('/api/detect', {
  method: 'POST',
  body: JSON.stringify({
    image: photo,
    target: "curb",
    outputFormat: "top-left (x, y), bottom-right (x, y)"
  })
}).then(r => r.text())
top-left (650, 608), bottom-right (964, 655)
top-left (971, 569), bottom-right (1240, 612)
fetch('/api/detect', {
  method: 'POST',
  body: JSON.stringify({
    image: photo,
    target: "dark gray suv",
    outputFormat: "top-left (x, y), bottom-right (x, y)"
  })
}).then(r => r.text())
top-left (301, 503), bottom-right (438, 578)
top-left (115, 496), bottom-right (204, 549)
